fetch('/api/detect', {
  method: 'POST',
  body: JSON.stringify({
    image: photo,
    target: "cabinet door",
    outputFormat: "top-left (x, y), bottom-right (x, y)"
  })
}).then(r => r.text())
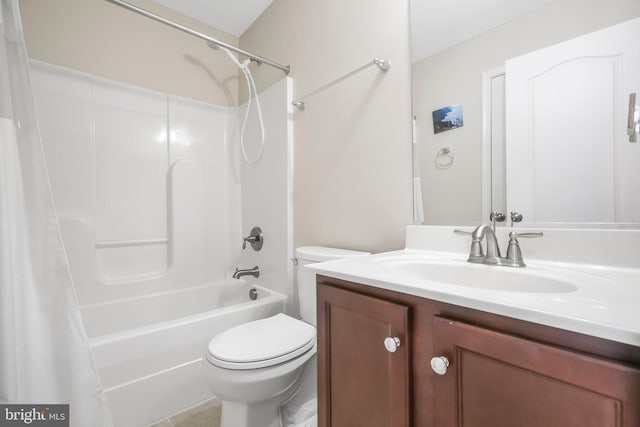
top-left (317, 283), bottom-right (410, 427)
top-left (432, 316), bottom-right (640, 427)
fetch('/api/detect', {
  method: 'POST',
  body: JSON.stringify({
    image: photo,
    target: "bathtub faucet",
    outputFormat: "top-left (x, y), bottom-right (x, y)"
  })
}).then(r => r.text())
top-left (233, 266), bottom-right (260, 279)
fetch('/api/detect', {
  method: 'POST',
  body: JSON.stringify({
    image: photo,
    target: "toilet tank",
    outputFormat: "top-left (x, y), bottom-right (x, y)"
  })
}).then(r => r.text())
top-left (295, 246), bottom-right (370, 326)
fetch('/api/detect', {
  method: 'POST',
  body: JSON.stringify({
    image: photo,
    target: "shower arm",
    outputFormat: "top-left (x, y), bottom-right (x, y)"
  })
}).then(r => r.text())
top-left (103, 0), bottom-right (290, 75)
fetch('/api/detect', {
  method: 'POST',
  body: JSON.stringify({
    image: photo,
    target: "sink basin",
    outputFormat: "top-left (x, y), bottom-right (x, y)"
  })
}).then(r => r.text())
top-left (374, 257), bottom-right (579, 293)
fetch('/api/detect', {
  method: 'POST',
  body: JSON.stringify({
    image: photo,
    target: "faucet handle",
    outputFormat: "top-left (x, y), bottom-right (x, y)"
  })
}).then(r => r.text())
top-left (510, 211), bottom-right (523, 226)
top-left (453, 229), bottom-right (473, 236)
top-left (504, 231), bottom-right (543, 267)
top-left (509, 231), bottom-right (543, 239)
top-left (242, 226), bottom-right (263, 251)
top-left (454, 228), bottom-right (486, 262)
top-left (454, 229), bottom-right (485, 261)
top-left (489, 211), bottom-right (506, 222)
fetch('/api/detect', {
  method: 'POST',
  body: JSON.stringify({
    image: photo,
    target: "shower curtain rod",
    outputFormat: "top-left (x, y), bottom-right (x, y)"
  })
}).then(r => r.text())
top-left (291, 58), bottom-right (390, 110)
top-left (104, 0), bottom-right (290, 75)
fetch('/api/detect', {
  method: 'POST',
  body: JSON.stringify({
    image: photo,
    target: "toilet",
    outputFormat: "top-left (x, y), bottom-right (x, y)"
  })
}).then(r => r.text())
top-left (203, 246), bottom-right (369, 427)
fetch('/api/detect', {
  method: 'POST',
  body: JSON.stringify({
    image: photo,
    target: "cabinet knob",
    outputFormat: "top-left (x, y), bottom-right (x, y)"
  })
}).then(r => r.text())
top-left (430, 356), bottom-right (450, 375)
top-left (384, 337), bottom-right (401, 353)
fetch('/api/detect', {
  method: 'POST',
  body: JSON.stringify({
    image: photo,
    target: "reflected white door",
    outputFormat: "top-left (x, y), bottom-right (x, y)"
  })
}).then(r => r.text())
top-left (505, 17), bottom-right (640, 225)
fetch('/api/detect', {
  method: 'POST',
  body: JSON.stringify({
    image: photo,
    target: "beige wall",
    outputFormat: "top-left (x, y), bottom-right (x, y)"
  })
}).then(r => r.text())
top-left (413, 0), bottom-right (640, 225)
top-left (242, 0), bottom-right (414, 253)
top-left (19, 0), bottom-right (240, 106)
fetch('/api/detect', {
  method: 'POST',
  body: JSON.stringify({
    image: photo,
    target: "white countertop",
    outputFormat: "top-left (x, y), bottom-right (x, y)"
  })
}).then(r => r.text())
top-left (309, 226), bottom-right (640, 347)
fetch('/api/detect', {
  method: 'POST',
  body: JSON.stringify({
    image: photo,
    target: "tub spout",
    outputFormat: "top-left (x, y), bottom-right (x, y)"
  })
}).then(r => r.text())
top-left (233, 266), bottom-right (260, 279)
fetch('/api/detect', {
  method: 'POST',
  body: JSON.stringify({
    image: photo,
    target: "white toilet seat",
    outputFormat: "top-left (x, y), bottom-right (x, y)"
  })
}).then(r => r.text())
top-left (207, 313), bottom-right (316, 370)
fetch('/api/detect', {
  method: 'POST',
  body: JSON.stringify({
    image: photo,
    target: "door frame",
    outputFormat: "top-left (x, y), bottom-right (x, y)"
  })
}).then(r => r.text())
top-left (481, 65), bottom-right (506, 224)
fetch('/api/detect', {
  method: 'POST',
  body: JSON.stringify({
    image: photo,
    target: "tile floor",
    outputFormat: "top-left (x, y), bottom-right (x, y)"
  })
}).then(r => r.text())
top-left (148, 398), bottom-right (221, 427)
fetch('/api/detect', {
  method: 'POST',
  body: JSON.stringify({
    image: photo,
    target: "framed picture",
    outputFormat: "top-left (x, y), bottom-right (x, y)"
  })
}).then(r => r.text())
top-left (432, 104), bottom-right (463, 134)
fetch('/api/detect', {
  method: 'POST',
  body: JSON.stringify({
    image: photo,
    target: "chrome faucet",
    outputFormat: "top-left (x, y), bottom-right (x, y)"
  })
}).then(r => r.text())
top-left (455, 226), bottom-right (542, 268)
top-left (468, 224), bottom-right (502, 265)
top-left (233, 266), bottom-right (260, 279)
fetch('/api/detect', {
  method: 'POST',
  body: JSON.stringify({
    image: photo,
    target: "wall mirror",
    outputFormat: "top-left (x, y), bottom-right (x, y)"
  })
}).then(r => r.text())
top-left (410, 0), bottom-right (640, 228)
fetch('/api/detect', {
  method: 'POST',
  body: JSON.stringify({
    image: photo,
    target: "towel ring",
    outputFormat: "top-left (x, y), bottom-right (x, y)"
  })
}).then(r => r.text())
top-left (435, 147), bottom-right (454, 169)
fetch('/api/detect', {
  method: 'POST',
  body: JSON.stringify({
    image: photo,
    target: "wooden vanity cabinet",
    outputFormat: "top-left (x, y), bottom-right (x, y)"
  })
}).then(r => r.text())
top-left (316, 283), bottom-right (410, 427)
top-left (316, 275), bottom-right (640, 427)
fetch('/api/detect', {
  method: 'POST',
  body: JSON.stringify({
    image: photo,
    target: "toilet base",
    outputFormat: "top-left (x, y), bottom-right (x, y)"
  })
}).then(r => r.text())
top-left (217, 365), bottom-right (304, 427)
top-left (281, 357), bottom-right (317, 426)
top-left (220, 400), bottom-right (281, 427)
top-left (219, 380), bottom-right (299, 427)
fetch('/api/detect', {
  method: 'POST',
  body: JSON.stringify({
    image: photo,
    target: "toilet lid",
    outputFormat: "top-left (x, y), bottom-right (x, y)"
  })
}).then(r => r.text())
top-left (207, 313), bottom-right (316, 370)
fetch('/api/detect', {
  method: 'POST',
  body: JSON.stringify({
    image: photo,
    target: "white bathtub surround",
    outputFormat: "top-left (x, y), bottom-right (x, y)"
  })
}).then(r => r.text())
top-left (310, 225), bottom-right (640, 347)
top-left (0, 2), bottom-right (111, 424)
top-left (234, 77), bottom-right (295, 313)
top-left (31, 60), bottom-right (294, 306)
top-left (30, 61), bottom-right (238, 298)
top-left (29, 60), bottom-right (293, 426)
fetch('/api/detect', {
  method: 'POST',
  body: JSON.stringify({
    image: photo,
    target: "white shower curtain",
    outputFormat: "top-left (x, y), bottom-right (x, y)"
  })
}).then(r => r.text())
top-left (0, 1), bottom-right (112, 425)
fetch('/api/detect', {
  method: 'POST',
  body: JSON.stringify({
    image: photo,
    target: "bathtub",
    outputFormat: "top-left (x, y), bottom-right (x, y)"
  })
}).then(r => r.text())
top-left (84, 281), bottom-right (287, 427)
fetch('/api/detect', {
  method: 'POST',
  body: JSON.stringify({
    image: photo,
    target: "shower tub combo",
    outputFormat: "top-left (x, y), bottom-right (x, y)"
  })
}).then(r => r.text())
top-left (31, 59), bottom-right (292, 427)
